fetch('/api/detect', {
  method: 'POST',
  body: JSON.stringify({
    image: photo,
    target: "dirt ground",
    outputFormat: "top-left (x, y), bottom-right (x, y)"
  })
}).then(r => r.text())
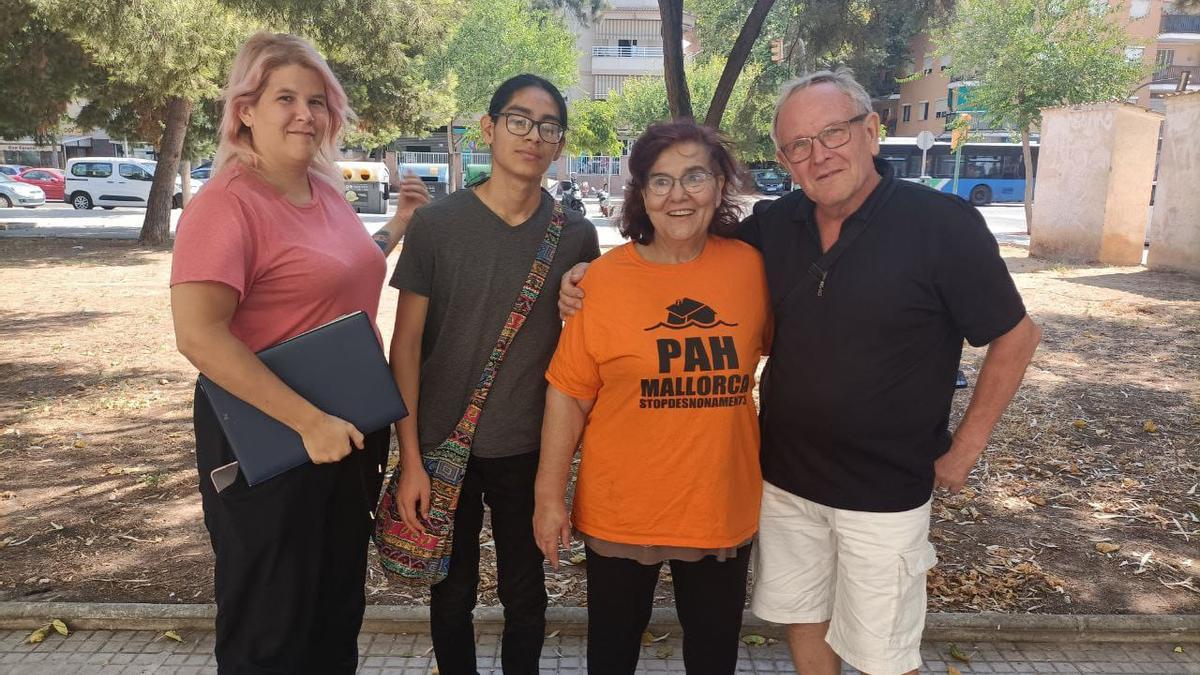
top-left (0, 237), bottom-right (1197, 616)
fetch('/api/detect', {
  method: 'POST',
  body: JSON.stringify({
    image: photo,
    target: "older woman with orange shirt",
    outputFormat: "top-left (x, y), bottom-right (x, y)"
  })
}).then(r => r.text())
top-left (533, 120), bottom-right (770, 675)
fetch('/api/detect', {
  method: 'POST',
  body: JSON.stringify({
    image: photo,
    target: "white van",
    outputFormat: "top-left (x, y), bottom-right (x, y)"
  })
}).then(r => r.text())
top-left (65, 157), bottom-right (197, 210)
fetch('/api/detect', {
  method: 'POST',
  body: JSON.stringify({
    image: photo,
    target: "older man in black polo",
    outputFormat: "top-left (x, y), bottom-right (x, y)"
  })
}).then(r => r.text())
top-left (559, 68), bottom-right (1041, 675)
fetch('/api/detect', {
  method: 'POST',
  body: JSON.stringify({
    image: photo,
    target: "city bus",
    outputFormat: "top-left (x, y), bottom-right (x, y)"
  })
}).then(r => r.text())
top-left (877, 137), bottom-right (1039, 205)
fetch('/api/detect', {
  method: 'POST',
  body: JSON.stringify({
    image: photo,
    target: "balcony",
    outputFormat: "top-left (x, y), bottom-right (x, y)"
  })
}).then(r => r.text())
top-left (1149, 64), bottom-right (1197, 92)
top-left (591, 45), bottom-right (665, 76)
top-left (592, 46), bottom-right (664, 58)
top-left (1159, 14), bottom-right (1200, 43)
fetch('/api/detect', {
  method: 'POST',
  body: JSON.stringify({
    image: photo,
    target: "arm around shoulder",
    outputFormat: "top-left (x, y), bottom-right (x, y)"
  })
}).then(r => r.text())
top-left (372, 174), bottom-right (432, 256)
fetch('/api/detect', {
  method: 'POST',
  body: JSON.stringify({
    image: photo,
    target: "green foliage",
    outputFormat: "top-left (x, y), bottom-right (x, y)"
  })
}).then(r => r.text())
top-left (40, 0), bottom-right (251, 105)
top-left (27, 0), bottom-right (253, 150)
top-left (687, 0), bottom-right (939, 96)
top-left (682, 0), bottom-right (939, 160)
top-left (238, 0), bottom-right (463, 149)
top-left (0, 2), bottom-right (91, 141)
top-left (935, 0), bottom-right (1147, 132)
top-left (427, 0), bottom-right (580, 118)
top-left (565, 98), bottom-right (622, 156)
top-left (530, 0), bottom-right (604, 25)
top-left (610, 57), bottom-right (761, 156)
top-left (4, 0), bottom-right (463, 153)
top-left (609, 76), bottom-right (669, 136)
top-left (224, 0), bottom-right (455, 62)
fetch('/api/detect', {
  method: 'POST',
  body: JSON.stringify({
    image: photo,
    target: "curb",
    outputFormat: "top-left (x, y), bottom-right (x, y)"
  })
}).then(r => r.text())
top-left (1, 603), bottom-right (1196, 643)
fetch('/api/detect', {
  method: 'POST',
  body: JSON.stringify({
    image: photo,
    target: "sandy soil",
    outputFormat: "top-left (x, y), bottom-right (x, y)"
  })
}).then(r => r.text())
top-left (0, 238), bottom-right (1197, 615)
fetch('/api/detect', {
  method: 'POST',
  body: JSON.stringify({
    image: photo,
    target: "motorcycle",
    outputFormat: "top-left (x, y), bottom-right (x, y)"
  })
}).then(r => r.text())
top-left (596, 188), bottom-right (613, 218)
top-left (558, 178), bottom-right (586, 216)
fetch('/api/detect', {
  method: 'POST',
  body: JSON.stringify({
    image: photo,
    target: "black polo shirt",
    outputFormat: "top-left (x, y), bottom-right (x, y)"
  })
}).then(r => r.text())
top-left (738, 158), bottom-right (1026, 512)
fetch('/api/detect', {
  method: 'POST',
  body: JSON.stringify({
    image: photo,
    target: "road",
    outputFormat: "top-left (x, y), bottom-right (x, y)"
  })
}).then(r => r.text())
top-left (0, 199), bottom-right (1032, 247)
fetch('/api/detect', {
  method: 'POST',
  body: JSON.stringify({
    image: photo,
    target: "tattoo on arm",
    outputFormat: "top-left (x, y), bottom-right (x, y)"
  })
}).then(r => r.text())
top-left (372, 228), bottom-right (393, 253)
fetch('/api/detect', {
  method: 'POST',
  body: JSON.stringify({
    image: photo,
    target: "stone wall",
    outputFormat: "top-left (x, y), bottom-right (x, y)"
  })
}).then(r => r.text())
top-left (1030, 103), bottom-right (1162, 265)
top-left (1147, 91), bottom-right (1200, 276)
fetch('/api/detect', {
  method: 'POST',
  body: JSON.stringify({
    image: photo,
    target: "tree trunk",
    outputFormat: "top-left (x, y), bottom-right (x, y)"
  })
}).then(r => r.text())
top-left (139, 96), bottom-right (192, 246)
top-left (446, 123), bottom-right (462, 192)
top-left (180, 159), bottom-right (192, 208)
top-left (1021, 126), bottom-right (1034, 236)
top-left (704, 0), bottom-right (776, 128)
top-left (658, 0), bottom-right (693, 120)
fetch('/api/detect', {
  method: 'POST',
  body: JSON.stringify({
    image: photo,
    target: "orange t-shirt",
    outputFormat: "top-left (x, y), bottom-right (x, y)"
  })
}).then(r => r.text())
top-left (546, 236), bottom-right (770, 548)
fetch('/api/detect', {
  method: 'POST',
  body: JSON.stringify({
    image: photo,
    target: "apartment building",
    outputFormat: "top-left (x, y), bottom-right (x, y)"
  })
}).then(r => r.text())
top-left (1127, 0), bottom-right (1200, 109)
top-left (891, 0), bottom-right (1200, 138)
top-left (893, 32), bottom-right (958, 138)
top-left (565, 0), bottom-right (697, 102)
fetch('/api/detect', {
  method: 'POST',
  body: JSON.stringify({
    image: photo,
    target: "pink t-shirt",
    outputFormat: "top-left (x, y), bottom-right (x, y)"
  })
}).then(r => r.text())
top-left (170, 165), bottom-right (386, 352)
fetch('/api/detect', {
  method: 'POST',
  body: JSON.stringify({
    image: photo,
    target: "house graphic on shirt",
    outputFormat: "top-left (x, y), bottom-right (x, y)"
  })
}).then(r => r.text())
top-left (645, 298), bottom-right (738, 331)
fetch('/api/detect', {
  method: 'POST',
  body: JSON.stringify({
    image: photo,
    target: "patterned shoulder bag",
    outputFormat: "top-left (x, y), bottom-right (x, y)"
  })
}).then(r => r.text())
top-left (374, 201), bottom-right (565, 584)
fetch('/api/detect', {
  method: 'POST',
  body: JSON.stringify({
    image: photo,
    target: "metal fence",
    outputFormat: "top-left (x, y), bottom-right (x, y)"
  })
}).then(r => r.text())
top-left (397, 152), bottom-right (622, 179)
top-left (567, 156), bottom-right (622, 176)
top-left (1161, 14), bottom-right (1200, 33)
top-left (591, 46), bottom-right (665, 58)
top-left (399, 151), bottom-right (492, 165)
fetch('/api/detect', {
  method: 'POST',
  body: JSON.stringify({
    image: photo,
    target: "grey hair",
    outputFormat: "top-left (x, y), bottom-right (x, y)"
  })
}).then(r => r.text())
top-left (771, 67), bottom-right (873, 146)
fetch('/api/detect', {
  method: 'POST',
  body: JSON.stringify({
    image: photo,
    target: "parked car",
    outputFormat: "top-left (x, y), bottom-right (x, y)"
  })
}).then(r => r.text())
top-left (750, 168), bottom-right (791, 195)
top-left (14, 168), bottom-right (65, 201)
top-left (0, 164), bottom-right (31, 176)
top-left (0, 173), bottom-right (46, 208)
top-left (64, 157), bottom-right (196, 210)
top-left (190, 165), bottom-right (212, 181)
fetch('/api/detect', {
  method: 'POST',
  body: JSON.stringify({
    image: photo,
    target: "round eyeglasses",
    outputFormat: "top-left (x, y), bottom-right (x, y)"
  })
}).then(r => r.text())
top-left (494, 112), bottom-right (566, 144)
top-left (645, 170), bottom-right (715, 196)
top-left (779, 113), bottom-right (870, 163)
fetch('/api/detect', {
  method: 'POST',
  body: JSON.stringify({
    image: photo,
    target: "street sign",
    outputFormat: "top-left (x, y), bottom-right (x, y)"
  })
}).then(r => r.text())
top-left (916, 130), bottom-right (935, 178)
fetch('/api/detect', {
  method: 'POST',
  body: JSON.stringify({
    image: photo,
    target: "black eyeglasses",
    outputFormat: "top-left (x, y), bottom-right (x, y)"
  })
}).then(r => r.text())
top-left (493, 112), bottom-right (566, 144)
top-left (779, 113), bottom-right (870, 163)
top-left (645, 170), bottom-right (715, 196)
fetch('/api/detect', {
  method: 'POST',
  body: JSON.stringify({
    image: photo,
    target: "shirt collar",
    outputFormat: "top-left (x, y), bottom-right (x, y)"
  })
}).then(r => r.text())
top-left (793, 156), bottom-right (896, 226)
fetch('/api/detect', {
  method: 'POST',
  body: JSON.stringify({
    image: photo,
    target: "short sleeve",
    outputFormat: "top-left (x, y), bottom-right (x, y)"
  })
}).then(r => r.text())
top-left (389, 209), bottom-right (434, 297)
top-left (736, 205), bottom-right (764, 250)
top-left (581, 221), bottom-right (601, 263)
top-left (564, 210), bottom-right (602, 264)
top-left (545, 302), bottom-right (601, 400)
top-left (934, 202), bottom-right (1027, 347)
top-left (169, 191), bottom-right (255, 300)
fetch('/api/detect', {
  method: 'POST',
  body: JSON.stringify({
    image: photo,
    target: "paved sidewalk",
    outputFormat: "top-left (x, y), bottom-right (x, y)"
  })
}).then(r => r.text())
top-left (1, 629), bottom-right (1197, 674)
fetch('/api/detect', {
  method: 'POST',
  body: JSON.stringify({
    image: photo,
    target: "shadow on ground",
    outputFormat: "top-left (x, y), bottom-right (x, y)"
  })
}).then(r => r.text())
top-left (0, 239), bottom-right (168, 269)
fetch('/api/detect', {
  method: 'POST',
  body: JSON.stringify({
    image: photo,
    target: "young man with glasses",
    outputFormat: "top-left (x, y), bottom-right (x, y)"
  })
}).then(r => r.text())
top-left (560, 68), bottom-right (1040, 675)
top-left (388, 74), bottom-right (600, 674)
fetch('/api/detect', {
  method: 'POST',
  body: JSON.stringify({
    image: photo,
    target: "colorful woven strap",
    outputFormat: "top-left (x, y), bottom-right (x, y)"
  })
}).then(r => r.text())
top-left (376, 199), bottom-right (566, 583)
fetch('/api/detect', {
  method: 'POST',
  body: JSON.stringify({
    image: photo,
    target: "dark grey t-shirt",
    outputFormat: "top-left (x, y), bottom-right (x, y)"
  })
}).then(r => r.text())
top-left (390, 188), bottom-right (600, 458)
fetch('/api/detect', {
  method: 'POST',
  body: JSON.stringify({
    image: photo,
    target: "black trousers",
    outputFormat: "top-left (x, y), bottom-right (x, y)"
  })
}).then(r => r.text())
top-left (194, 384), bottom-right (390, 675)
top-left (585, 543), bottom-right (753, 675)
top-left (430, 451), bottom-right (547, 675)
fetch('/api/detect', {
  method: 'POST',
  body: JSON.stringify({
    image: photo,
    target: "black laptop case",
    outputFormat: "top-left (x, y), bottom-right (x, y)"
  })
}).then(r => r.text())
top-left (198, 311), bottom-right (407, 490)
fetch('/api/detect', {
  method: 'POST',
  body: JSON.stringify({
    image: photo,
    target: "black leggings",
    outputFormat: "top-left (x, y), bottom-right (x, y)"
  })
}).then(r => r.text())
top-left (585, 543), bottom-right (753, 675)
top-left (194, 384), bottom-right (390, 675)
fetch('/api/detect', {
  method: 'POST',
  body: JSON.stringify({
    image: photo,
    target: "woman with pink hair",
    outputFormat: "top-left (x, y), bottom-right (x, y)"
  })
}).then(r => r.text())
top-left (169, 32), bottom-right (427, 672)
